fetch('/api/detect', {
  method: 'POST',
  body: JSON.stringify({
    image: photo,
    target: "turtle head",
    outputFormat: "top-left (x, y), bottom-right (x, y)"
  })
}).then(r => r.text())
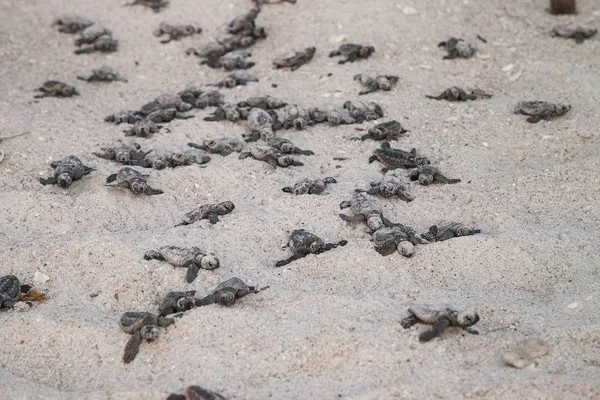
top-left (218, 201), bottom-right (235, 214)
top-left (199, 255), bottom-right (220, 270)
top-left (203, 139), bottom-right (218, 151)
top-left (176, 296), bottom-right (196, 312)
top-left (152, 157), bottom-right (168, 170)
top-left (223, 77), bottom-right (237, 88)
top-left (380, 182), bottom-right (398, 197)
top-left (279, 142), bottom-right (294, 154)
top-left (115, 151), bottom-right (131, 164)
top-left (141, 325), bottom-right (159, 341)
top-left (56, 173), bottom-right (73, 188)
top-left (130, 179), bottom-right (148, 195)
top-left (308, 240), bottom-right (324, 254)
top-left (215, 289), bottom-right (236, 306)
top-left (360, 46), bottom-right (375, 57)
top-left (457, 310), bottom-right (480, 327)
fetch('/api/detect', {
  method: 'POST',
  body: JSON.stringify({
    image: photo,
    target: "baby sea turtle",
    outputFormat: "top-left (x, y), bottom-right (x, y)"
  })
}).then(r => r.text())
top-left (105, 110), bottom-right (143, 125)
top-left (438, 37), bottom-right (476, 59)
top-left (73, 35), bottom-right (118, 54)
top-left (364, 169), bottom-right (414, 202)
top-left (52, 14), bottom-right (94, 34)
top-left (409, 166), bottom-right (460, 186)
top-left (0, 275), bottom-right (23, 310)
top-left (372, 226), bottom-right (416, 257)
top-left (239, 145), bottom-right (303, 168)
top-left (93, 141), bottom-right (150, 165)
top-left (227, 5), bottom-right (261, 34)
top-left (277, 104), bottom-right (312, 130)
top-left (77, 65), bottom-right (127, 83)
top-left (188, 137), bottom-right (243, 156)
top-left (275, 229), bottom-right (348, 267)
top-left (273, 47), bottom-right (316, 71)
top-left (268, 137), bottom-right (313, 155)
top-left (158, 291), bottom-right (197, 317)
top-left (421, 221), bottom-right (480, 242)
top-left (343, 100), bottom-right (384, 123)
top-left (204, 103), bottom-right (248, 122)
top-left (145, 246), bottom-right (219, 283)
top-left (369, 142), bottom-right (431, 172)
top-left (169, 149), bottom-right (211, 168)
top-left (359, 120), bottom-right (407, 141)
top-left (195, 277), bottom-right (267, 307)
top-left (401, 304), bottom-right (480, 342)
top-left (105, 167), bottom-right (163, 195)
top-left (146, 108), bottom-right (193, 123)
top-left (426, 87), bottom-right (491, 101)
top-left (308, 105), bottom-right (356, 126)
top-left (178, 85), bottom-right (204, 105)
top-left (125, 0), bottom-right (169, 12)
top-left (141, 93), bottom-right (193, 114)
top-left (135, 151), bottom-right (170, 170)
top-left (34, 81), bottom-right (78, 98)
top-left (195, 90), bottom-right (225, 109)
top-left (354, 73), bottom-right (399, 95)
top-left (120, 312), bottom-right (174, 364)
top-left (123, 119), bottom-right (163, 138)
top-left (167, 385), bottom-right (228, 400)
top-left (153, 22), bottom-right (202, 44)
top-left (514, 101), bottom-right (571, 123)
top-left (202, 50), bottom-right (255, 70)
top-left (245, 108), bottom-right (276, 141)
top-left (176, 201), bottom-right (235, 226)
top-left (339, 191), bottom-right (393, 231)
top-left (39, 155), bottom-right (94, 188)
top-left (283, 177), bottom-right (336, 195)
top-left (74, 23), bottom-right (111, 46)
top-left (329, 43), bottom-right (375, 64)
top-left (551, 24), bottom-right (597, 43)
top-left (238, 95), bottom-right (287, 110)
top-left (208, 70), bottom-right (258, 88)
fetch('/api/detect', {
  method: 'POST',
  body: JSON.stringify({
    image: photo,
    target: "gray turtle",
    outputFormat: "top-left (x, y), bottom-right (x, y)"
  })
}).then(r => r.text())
top-left (195, 277), bottom-right (267, 307)
top-left (438, 37), bottom-right (476, 60)
top-left (178, 86), bottom-right (204, 106)
top-left (105, 167), bottom-right (163, 195)
top-left (364, 169), bottom-right (414, 202)
top-left (369, 142), bottom-right (431, 172)
top-left (227, 5), bottom-right (261, 34)
top-left (401, 304), bottom-right (480, 342)
top-left (409, 166), bottom-right (460, 186)
top-left (34, 81), bottom-right (79, 98)
top-left (359, 120), bottom-right (407, 141)
top-left (343, 100), bottom-right (384, 123)
top-left (195, 90), bottom-right (224, 109)
top-left (514, 101), bottom-right (571, 123)
top-left (339, 191), bottom-right (393, 231)
top-left (52, 14), bottom-right (94, 34)
top-left (203, 103), bottom-right (248, 122)
top-left (239, 145), bottom-right (303, 168)
top-left (158, 291), bottom-right (197, 317)
top-left (0, 275), bottom-right (23, 310)
top-left (237, 95), bottom-right (287, 110)
top-left (145, 108), bottom-right (193, 123)
top-left (421, 221), bottom-right (480, 242)
top-left (275, 229), bottom-right (348, 267)
top-left (77, 65), bottom-right (127, 83)
top-left (73, 34), bottom-right (118, 54)
top-left (202, 50), bottom-right (255, 70)
top-left (354, 73), bottom-right (399, 95)
top-left (105, 110), bottom-right (143, 125)
top-left (120, 312), bottom-right (174, 364)
top-left (244, 108), bottom-right (275, 141)
top-left (282, 177), bottom-right (336, 195)
top-left (93, 141), bottom-right (150, 165)
top-left (329, 43), bottom-right (375, 64)
top-left (176, 201), bottom-right (235, 226)
top-left (153, 22), bottom-right (202, 44)
top-left (40, 155), bottom-right (94, 187)
top-left (279, 104), bottom-right (312, 130)
top-left (168, 149), bottom-right (211, 168)
top-left (372, 226), bottom-right (416, 258)
top-left (186, 41), bottom-right (229, 61)
top-left (74, 23), bottom-right (111, 46)
top-left (273, 47), bottom-right (316, 71)
top-left (145, 246), bottom-right (219, 283)
top-left (141, 94), bottom-right (193, 114)
top-left (308, 105), bottom-right (356, 126)
top-left (167, 385), bottom-right (228, 400)
top-left (551, 24), bottom-right (597, 43)
top-left (123, 119), bottom-right (163, 138)
top-left (208, 70), bottom-right (258, 88)
top-left (133, 151), bottom-right (170, 170)
top-left (188, 137), bottom-right (243, 156)
top-left (426, 87), bottom-right (492, 101)
top-left (268, 137), bottom-right (313, 155)
top-left (125, 0), bottom-right (169, 12)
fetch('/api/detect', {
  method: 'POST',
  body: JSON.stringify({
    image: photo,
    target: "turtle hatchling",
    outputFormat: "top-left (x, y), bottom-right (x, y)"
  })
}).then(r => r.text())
top-left (359, 120), bottom-right (407, 141)
top-left (202, 50), bottom-right (255, 70)
top-left (354, 73), bottom-right (399, 95)
top-left (188, 137), bottom-right (243, 156)
top-left (343, 100), bottom-right (384, 123)
top-left (141, 93), bottom-right (193, 114)
top-left (73, 34), bottom-right (118, 54)
top-left (238, 95), bottom-right (287, 110)
top-left (153, 22), bottom-right (202, 44)
top-left (268, 137), bottom-right (313, 156)
top-left (372, 226), bottom-right (418, 257)
top-left (40, 155), bottom-right (94, 188)
top-left (169, 149), bottom-right (211, 168)
top-left (177, 85), bottom-right (204, 105)
top-left (369, 142), bottom-right (431, 172)
top-left (421, 221), bottom-right (480, 242)
top-left (552, 24), bottom-right (597, 43)
top-left (195, 277), bottom-right (267, 307)
top-left (125, 0), bottom-right (169, 12)
top-left (426, 87), bottom-right (491, 101)
top-left (0, 275), bottom-right (23, 310)
top-left (105, 110), bottom-right (143, 125)
top-left (195, 90), bottom-right (225, 109)
top-left (273, 46), bottom-right (316, 71)
top-left (120, 312), bottom-right (174, 363)
top-left (52, 14), bottom-right (94, 34)
top-left (514, 101), bottom-right (571, 123)
top-left (401, 304), bottom-right (480, 342)
top-left (158, 291), bottom-right (197, 317)
top-left (275, 229), bottom-right (347, 267)
top-left (34, 81), bottom-right (78, 98)
top-left (409, 166), bottom-right (460, 186)
top-left (176, 201), bottom-right (235, 226)
top-left (167, 385), bottom-right (228, 400)
top-left (278, 104), bottom-right (312, 130)
top-left (93, 141), bottom-right (150, 165)
top-left (203, 103), bottom-right (248, 122)
top-left (309, 105), bottom-right (356, 126)
top-left (145, 246), bottom-right (219, 283)
top-left (105, 167), bottom-right (163, 195)
top-left (77, 65), bottom-right (127, 83)
top-left (74, 23), bottom-right (111, 46)
top-left (339, 191), bottom-right (393, 231)
top-left (208, 70), bottom-right (258, 89)
top-left (283, 177), bottom-right (336, 195)
top-left (239, 145), bottom-right (303, 168)
top-left (123, 119), bottom-right (163, 138)
top-left (364, 169), bottom-right (414, 202)
top-left (245, 108), bottom-right (275, 141)
top-left (329, 43), bottom-right (375, 64)
top-left (146, 108), bottom-right (193, 123)
top-left (438, 37), bottom-right (476, 59)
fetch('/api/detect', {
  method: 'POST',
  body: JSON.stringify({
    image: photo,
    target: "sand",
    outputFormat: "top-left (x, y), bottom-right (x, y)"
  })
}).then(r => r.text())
top-left (1, 0), bottom-right (599, 398)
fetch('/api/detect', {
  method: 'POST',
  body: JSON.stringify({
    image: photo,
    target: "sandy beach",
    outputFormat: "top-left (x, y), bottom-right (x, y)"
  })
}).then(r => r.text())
top-left (1, 0), bottom-right (599, 398)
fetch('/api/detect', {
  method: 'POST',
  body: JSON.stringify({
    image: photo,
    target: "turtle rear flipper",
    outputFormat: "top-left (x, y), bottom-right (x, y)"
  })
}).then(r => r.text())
top-left (106, 173), bottom-right (118, 184)
top-left (275, 253), bottom-right (305, 267)
top-left (186, 263), bottom-right (200, 283)
top-left (123, 331), bottom-right (142, 363)
top-left (39, 177), bottom-right (58, 185)
top-left (374, 244), bottom-right (397, 257)
top-left (526, 115), bottom-right (542, 123)
top-left (419, 317), bottom-right (451, 342)
top-left (323, 240), bottom-right (348, 252)
top-left (187, 142), bottom-right (204, 150)
top-left (83, 166), bottom-right (95, 175)
top-left (166, 395), bottom-right (186, 400)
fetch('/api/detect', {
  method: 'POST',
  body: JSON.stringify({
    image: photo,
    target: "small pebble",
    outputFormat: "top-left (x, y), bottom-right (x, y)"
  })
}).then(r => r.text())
top-left (503, 338), bottom-right (548, 369)
top-left (33, 271), bottom-right (50, 285)
top-left (568, 302), bottom-right (579, 309)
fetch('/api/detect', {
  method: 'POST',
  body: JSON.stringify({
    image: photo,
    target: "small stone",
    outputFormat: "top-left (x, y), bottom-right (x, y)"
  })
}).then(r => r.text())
top-left (568, 302), bottom-right (579, 309)
top-left (482, 142), bottom-right (489, 147)
top-left (502, 63), bottom-right (514, 72)
top-left (419, 64), bottom-right (432, 69)
top-left (503, 338), bottom-right (548, 369)
top-left (33, 271), bottom-right (50, 285)
top-left (503, 351), bottom-right (532, 369)
top-left (329, 34), bottom-right (346, 44)
top-left (14, 302), bottom-right (32, 312)
top-left (402, 6), bottom-right (418, 15)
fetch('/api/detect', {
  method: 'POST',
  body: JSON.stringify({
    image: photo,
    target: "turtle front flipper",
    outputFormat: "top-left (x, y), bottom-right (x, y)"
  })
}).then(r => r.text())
top-left (436, 174), bottom-right (461, 184)
top-left (105, 173), bottom-right (118, 184)
top-left (275, 253), bottom-right (305, 267)
top-left (323, 240), bottom-right (348, 251)
top-left (208, 213), bottom-right (220, 224)
top-left (374, 243), bottom-right (397, 256)
top-left (39, 177), bottom-right (58, 185)
top-left (400, 314), bottom-right (419, 329)
top-left (419, 317), bottom-right (451, 342)
top-left (186, 263), bottom-right (200, 283)
top-left (195, 294), bottom-right (215, 307)
top-left (526, 115), bottom-right (542, 123)
top-left (83, 166), bottom-right (95, 175)
top-left (144, 186), bottom-right (164, 196)
top-left (464, 327), bottom-right (479, 335)
top-left (123, 331), bottom-right (142, 363)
